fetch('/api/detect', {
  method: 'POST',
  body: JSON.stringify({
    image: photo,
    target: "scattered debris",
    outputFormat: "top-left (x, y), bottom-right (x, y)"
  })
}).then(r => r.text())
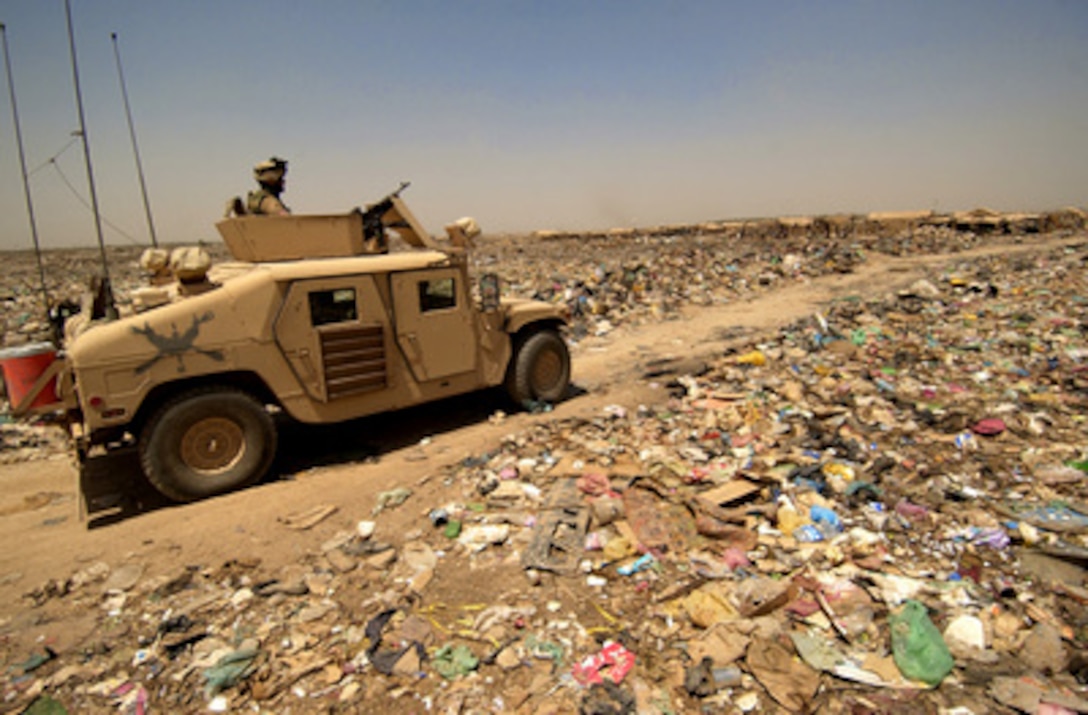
top-left (3, 223), bottom-right (1088, 712)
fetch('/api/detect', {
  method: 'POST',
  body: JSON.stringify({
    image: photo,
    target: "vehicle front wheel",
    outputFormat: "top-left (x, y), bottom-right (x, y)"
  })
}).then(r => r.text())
top-left (139, 387), bottom-right (277, 502)
top-left (505, 329), bottom-right (571, 406)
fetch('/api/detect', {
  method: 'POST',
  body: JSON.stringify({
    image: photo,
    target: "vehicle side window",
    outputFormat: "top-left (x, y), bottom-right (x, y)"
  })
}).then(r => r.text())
top-left (309, 288), bottom-right (357, 326)
top-left (419, 278), bottom-right (456, 312)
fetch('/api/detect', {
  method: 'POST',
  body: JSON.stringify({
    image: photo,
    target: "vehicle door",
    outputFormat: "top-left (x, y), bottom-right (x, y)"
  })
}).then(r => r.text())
top-left (274, 276), bottom-right (389, 402)
top-left (390, 267), bottom-right (477, 381)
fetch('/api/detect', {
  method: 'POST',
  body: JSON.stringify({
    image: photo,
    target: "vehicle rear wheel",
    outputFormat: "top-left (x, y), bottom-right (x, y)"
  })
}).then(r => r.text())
top-left (505, 329), bottom-right (571, 406)
top-left (139, 387), bottom-right (276, 502)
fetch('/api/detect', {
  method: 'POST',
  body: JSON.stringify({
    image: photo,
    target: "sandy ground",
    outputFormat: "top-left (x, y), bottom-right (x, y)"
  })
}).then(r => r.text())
top-left (0, 232), bottom-right (1079, 639)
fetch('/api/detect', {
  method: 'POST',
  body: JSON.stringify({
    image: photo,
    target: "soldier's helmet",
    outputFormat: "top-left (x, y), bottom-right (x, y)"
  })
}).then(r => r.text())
top-left (253, 156), bottom-right (288, 184)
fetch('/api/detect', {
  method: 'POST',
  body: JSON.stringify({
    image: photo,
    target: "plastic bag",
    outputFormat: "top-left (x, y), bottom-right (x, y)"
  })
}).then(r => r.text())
top-left (889, 600), bottom-right (953, 686)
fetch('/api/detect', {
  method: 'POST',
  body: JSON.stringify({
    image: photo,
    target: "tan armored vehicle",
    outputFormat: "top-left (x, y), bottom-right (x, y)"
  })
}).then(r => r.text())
top-left (11, 187), bottom-right (571, 503)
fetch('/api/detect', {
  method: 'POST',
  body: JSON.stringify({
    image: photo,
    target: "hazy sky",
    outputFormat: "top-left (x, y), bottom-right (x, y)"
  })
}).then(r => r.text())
top-left (0, 1), bottom-right (1086, 250)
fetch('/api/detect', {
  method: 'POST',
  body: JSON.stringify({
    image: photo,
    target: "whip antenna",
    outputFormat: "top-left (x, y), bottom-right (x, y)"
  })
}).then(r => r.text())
top-left (65, 0), bottom-right (117, 320)
top-left (1, 22), bottom-right (53, 330)
top-left (111, 31), bottom-right (158, 247)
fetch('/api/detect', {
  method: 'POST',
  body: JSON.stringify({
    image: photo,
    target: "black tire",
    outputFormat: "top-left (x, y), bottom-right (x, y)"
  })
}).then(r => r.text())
top-left (505, 329), bottom-right (571, 406)
top-left (139, 387), bottom-right (277, 502)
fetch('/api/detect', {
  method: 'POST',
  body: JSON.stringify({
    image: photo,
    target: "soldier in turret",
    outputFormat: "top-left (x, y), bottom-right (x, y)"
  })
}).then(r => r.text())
top-left (247, 157), bottom-right (291, 215)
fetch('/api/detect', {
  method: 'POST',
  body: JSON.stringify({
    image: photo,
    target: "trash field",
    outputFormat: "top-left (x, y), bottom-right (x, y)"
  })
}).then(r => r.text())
top-left (2, 212), bottom-right (1088, 713)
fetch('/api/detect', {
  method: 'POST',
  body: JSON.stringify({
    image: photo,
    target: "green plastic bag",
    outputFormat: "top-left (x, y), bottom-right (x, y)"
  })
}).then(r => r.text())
top-left (432, 644), bottom-right (479, 679)
top-left (889, 600), bottom-right (953, 686)
top-left (203, 647), bottom-right (259, 696)
top-left (22, 695), bottom-right (68, 715)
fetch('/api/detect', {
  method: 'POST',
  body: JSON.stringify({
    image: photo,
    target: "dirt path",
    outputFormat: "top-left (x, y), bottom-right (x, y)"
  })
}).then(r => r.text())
top-left (0, 233), bottom-right (1079, 622)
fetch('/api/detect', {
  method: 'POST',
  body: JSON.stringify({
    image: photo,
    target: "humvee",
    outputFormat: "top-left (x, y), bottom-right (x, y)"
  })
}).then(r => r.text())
top-left (13, 187), bottom-right (571, 503)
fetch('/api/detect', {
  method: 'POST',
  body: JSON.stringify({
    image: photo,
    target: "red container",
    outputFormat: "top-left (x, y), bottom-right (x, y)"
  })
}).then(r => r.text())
top-left (0, 342), bottom-right (59, 409)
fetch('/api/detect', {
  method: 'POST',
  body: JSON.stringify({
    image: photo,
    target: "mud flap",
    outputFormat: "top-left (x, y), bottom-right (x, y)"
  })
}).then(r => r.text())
top-left (78, 446), bottom-right (146, 521)
top-left (522, 478), bottom-right (589, 574)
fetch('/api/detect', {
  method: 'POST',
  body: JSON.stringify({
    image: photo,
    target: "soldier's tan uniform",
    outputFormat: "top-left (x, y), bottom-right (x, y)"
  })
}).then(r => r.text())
top-left (246, 187), bottom-right (290, 215)
top-left (247, 157), bottom-right (291, 215)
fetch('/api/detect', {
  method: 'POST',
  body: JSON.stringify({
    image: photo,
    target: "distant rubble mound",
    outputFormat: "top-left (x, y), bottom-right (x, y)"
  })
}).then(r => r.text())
top-left (533, 206), bottom-right (1088, 242)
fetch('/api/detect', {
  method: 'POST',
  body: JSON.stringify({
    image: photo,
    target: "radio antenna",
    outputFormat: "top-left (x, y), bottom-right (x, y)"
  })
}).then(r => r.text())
top-left (65, 0), bottom-right (117, 319)
top-left (1, 22), bottom-right (53, 330)
top-left (111, 31), bottom-right (158, 247)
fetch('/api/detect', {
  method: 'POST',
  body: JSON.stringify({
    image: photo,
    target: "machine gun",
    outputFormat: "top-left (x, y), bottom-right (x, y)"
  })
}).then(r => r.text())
top-left (360, 181), bottom-right (411, 251)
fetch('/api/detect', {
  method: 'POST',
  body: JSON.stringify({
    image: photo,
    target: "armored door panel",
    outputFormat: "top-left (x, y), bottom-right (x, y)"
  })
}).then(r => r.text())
top-left (274, 276), bottom-right (388, 402)
top-left (320, 323), bottom-right (387, 399)
top-left (390, 268), bottom-right (476, 382)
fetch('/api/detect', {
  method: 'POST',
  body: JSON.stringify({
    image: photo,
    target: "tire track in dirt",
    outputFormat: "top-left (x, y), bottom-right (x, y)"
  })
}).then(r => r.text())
top-left (572, 233), bottom-right (1085, 393)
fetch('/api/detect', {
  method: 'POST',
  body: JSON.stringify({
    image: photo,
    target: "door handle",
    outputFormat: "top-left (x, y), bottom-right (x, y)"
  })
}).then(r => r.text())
top-left (298, 347), bottom-right (317, 381)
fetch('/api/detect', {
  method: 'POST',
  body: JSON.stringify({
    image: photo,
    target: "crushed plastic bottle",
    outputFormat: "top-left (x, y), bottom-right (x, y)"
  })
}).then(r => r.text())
top-left (776, 495), bottom-right (809, 534)
top-left (793, 524), bottom-right (825, 543)
top-left (617, 553), bottom-right (655, 576)
top-left (810, 505), bottom-right (843, 536)
top-left (954, 432), bottom-right (977, 451)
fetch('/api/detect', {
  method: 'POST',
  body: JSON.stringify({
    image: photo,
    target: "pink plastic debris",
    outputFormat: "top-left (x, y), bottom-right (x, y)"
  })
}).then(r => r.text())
top-left (971, 418), bottom-right (1006, 436)
top-left (571, 641), bottom-right (636, 685)
top-left (895, 499), bottom-right (929, 522)
top-left (720, 547), bottom-right (751, 570)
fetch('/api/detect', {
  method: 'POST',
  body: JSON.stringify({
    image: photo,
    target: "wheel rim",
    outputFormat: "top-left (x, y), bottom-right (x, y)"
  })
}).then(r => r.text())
top-left (530, 347), bottom-right (564, 394)
top-left (180, 417), bottom-right (246, 475)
